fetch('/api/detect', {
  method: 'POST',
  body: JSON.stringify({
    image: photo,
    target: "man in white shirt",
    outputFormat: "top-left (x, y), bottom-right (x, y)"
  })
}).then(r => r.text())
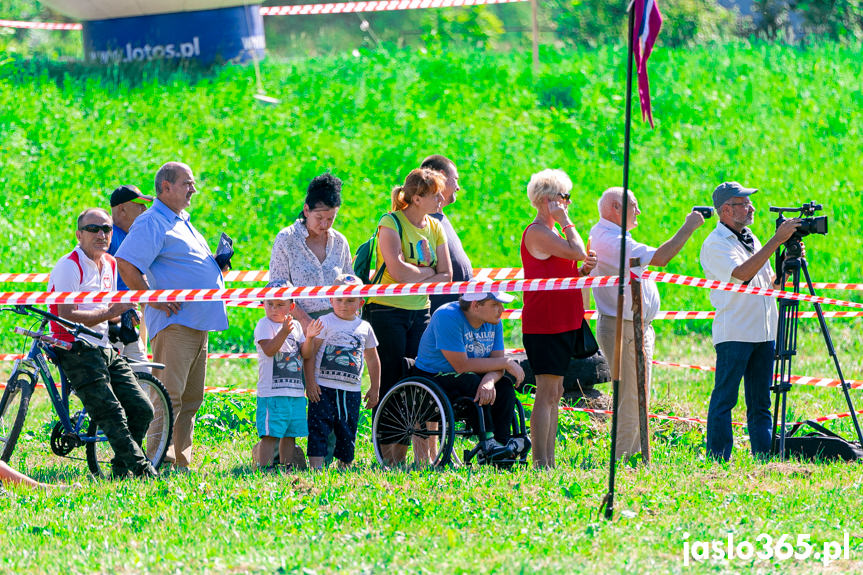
top-left (590, 187), bottom-right (705, 460)
top-left (49, 208), bottom-right (156, 478)
top-left (700, 181), bottom-right (800, 461)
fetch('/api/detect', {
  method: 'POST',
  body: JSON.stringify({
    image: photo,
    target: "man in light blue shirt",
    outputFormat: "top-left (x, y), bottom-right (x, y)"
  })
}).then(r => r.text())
top-left (116, 161), bottom-right (228, 470)
top-left (413, 291), bottom-right (525, 458)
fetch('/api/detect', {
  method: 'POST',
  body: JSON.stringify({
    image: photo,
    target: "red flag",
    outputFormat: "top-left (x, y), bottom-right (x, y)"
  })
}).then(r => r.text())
top-left (632, 0), bottom-right (663, 128)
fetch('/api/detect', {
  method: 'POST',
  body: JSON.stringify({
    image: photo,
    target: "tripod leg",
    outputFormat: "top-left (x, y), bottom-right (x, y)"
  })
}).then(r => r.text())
top-left (771, 264), bottom-right (799, 458)
top-left (800, 260), bottom-right (863, 445)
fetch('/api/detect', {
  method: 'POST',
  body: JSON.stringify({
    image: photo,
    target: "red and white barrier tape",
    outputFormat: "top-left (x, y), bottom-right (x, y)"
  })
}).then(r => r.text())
top-left (549, 403), bottom-right (728, 426)
top-left (3, 349), bottom-right (860, 393)
top-left (495, 309), bottom-right (862, 321)
top-left (0, 276), bottom-right (620, 306)
top-left (1, 0), bottom-right (526, 31)
top-left (556, 404), bottom-right (863, 429)
top-left (645, 271), bottom-right (863, 309)
top-left (0, 19), bottom-right (81, 30)
top-left (1, 273), bottom-right (860, 309)
top-left (652, 360), bottom-right (863, 390)
top-left (0, 270), bottom-right (271, 284)
top-left (262, 0), bottom-right (526, 15)
top-left (2, 378), bottom-right (859, 431)
top-left (0, 272), bottom-right (49, 283)
top-left (6, 267), bottom-right (863, 292)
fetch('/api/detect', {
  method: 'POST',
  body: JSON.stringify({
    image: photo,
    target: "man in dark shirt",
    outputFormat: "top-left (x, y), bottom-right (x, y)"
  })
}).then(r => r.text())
top-left (108, 185), bottom-right (153, 364)
top-left (109, 185), bottom-right (153, 290)
top-left (420, 155), bottom-right (474, 314)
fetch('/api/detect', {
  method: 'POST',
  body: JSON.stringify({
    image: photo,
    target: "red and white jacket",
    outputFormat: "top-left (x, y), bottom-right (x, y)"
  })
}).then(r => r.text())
top-left (48, 246), bottom-right (116, 347)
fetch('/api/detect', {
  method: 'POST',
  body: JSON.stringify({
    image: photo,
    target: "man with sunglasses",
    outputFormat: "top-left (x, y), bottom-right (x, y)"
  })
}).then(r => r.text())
top-left (48, 208), bottom-right (156, 479)
top-left (700, 181), bottom-right (801, 462)
top-left (590, 187), bottom-right (705, 461)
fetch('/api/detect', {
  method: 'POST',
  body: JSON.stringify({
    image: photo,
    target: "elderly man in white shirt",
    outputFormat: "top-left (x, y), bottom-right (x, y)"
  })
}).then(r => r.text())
top-left (590, 187), bottom-right (705, 460)
top-left (700, 181), bottom-right (801, 462)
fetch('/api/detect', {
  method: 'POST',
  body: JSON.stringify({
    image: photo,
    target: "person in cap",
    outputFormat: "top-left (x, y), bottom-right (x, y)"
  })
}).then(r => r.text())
top-left (413, 290), bottom-right (526, 458)
top-left (109, 185), bottom-right (153, 289)
top-left (108, 185), bottom-right (153, 364)
top-left (700, 181), bottom-right (801, 462)
top-left (589, 187), bottom-right (706, 461)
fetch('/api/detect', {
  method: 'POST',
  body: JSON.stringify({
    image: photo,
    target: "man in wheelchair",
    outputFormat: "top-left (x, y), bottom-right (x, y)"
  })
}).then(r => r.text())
top-left (412, 290), bottom-right (526, 461)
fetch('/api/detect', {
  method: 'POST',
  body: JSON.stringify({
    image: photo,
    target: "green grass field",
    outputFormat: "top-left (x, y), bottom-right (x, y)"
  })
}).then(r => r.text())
top-left (1, 42), bottom-right (863, 573)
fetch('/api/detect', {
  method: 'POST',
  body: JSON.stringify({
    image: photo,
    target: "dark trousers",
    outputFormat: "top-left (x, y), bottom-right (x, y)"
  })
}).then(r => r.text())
top-left (56, 340), bottom-right (154, 475)
top-left (414, 369), bottom-right (517, 444)
top-left (365, 303), bottom-right (430, 397)
top-left (706, 340), bottom-right (775, 461)
top-left (307, 387), bottom-right (361, 464)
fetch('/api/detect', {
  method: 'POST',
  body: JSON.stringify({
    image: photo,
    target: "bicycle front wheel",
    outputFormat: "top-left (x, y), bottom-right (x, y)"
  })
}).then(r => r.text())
top-left (0, 374), bottom-right (34, 462)
top-left (85, 371), bottom-right (174, 478)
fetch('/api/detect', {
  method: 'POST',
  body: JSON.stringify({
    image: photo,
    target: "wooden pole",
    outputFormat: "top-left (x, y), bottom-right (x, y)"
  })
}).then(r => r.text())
top-left (530, 0), bottom-right (539, 73)
top-left (630, 257), bottom-right (650, 464)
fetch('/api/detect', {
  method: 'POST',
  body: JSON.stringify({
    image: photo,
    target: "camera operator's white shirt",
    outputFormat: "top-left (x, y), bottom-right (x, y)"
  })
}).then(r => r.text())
top-left (700, 223), bottom-right (778, 345)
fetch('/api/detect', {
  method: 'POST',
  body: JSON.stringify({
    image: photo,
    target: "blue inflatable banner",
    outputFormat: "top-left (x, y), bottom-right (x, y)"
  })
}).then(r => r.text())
top-left (83, 5), bottom-right (265, 65)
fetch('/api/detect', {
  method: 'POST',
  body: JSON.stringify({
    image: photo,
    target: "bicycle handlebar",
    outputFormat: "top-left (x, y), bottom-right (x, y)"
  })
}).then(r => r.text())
top-left (8, 304), bottom-right (104, 340)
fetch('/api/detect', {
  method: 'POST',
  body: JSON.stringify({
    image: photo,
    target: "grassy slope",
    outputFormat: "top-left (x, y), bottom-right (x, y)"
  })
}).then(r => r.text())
top-left (1, 42), bottom-right (862, 350)
top-left (1, 43), bottom-right (863, 573)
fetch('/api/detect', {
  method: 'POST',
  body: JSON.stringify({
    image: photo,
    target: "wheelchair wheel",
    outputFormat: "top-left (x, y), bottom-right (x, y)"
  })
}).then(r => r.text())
top-left (372, 377), bottom-right (455, 467)
top-left (86, 372), bottom-right (174, 478)
top-left (0, 374), bottom-right (34, 462)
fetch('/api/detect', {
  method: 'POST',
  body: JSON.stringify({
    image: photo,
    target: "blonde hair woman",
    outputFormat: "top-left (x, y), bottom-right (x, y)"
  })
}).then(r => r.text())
top-left (520, 169), bottom-right (597, 469)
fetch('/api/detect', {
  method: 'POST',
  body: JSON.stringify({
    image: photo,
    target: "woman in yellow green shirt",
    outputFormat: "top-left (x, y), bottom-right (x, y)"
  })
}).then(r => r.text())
top-left (365, 167), bottom-right (453, 402)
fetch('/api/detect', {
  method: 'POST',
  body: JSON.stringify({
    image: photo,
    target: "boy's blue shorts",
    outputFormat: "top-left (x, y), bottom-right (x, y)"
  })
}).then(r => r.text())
top-left (256, 396), bottom-right (308, 438)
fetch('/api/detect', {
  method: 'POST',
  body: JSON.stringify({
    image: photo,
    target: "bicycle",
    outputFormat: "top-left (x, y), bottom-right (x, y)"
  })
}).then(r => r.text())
top-left (0, 304), bottom-right (173, 477)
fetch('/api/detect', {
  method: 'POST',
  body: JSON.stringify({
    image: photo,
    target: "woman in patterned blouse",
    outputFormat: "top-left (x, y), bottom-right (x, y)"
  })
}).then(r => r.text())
top-left (269, 173), bottom-right (354, 329)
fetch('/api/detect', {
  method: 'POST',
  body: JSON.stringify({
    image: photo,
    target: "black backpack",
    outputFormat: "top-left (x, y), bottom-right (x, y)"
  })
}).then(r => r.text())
top-left (775, 420), bottom-right (863, 462)
top-left (353, 212), bottom-right (403, 284)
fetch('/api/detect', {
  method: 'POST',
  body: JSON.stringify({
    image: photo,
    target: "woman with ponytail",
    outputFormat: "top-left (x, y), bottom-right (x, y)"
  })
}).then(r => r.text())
top-left (366, 168), bottom-right (452, 402)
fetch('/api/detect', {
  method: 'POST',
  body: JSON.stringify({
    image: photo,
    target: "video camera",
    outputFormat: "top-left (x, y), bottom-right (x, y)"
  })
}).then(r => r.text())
top-left (769, 201), bottom-right (828, 259)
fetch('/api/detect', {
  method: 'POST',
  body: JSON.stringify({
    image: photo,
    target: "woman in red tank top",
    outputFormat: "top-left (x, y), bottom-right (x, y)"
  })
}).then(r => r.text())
top-left (520, 169), bottom-right (596, 469)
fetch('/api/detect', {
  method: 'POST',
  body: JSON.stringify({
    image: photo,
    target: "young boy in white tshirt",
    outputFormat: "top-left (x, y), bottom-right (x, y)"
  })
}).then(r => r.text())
top-left (302, 274), bottom-right (380, 469)
top-left (253, 280), bottom-right (318, 469)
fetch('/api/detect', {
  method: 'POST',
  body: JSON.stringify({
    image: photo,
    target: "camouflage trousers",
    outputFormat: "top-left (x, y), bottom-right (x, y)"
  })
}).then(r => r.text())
top-left (55, 340), bottom-right (155, 477)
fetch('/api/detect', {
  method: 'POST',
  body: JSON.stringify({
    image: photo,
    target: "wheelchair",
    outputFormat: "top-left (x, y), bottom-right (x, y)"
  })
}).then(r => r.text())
top-left (371, 361), bottom-right (531, 468)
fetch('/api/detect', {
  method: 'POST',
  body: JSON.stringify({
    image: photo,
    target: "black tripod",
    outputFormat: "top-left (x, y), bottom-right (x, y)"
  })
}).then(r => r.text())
top-left (771, 241), bottom-right (863, 457)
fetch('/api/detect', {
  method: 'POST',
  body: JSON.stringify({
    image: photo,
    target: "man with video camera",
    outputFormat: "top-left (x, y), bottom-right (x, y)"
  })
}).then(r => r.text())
top-left (699, 181), bottom-right (801, 462)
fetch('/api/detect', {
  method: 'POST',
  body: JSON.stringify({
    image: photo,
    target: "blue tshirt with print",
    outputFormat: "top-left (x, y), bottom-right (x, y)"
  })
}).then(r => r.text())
top-left (415, 301), bottom-right (504, 374)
